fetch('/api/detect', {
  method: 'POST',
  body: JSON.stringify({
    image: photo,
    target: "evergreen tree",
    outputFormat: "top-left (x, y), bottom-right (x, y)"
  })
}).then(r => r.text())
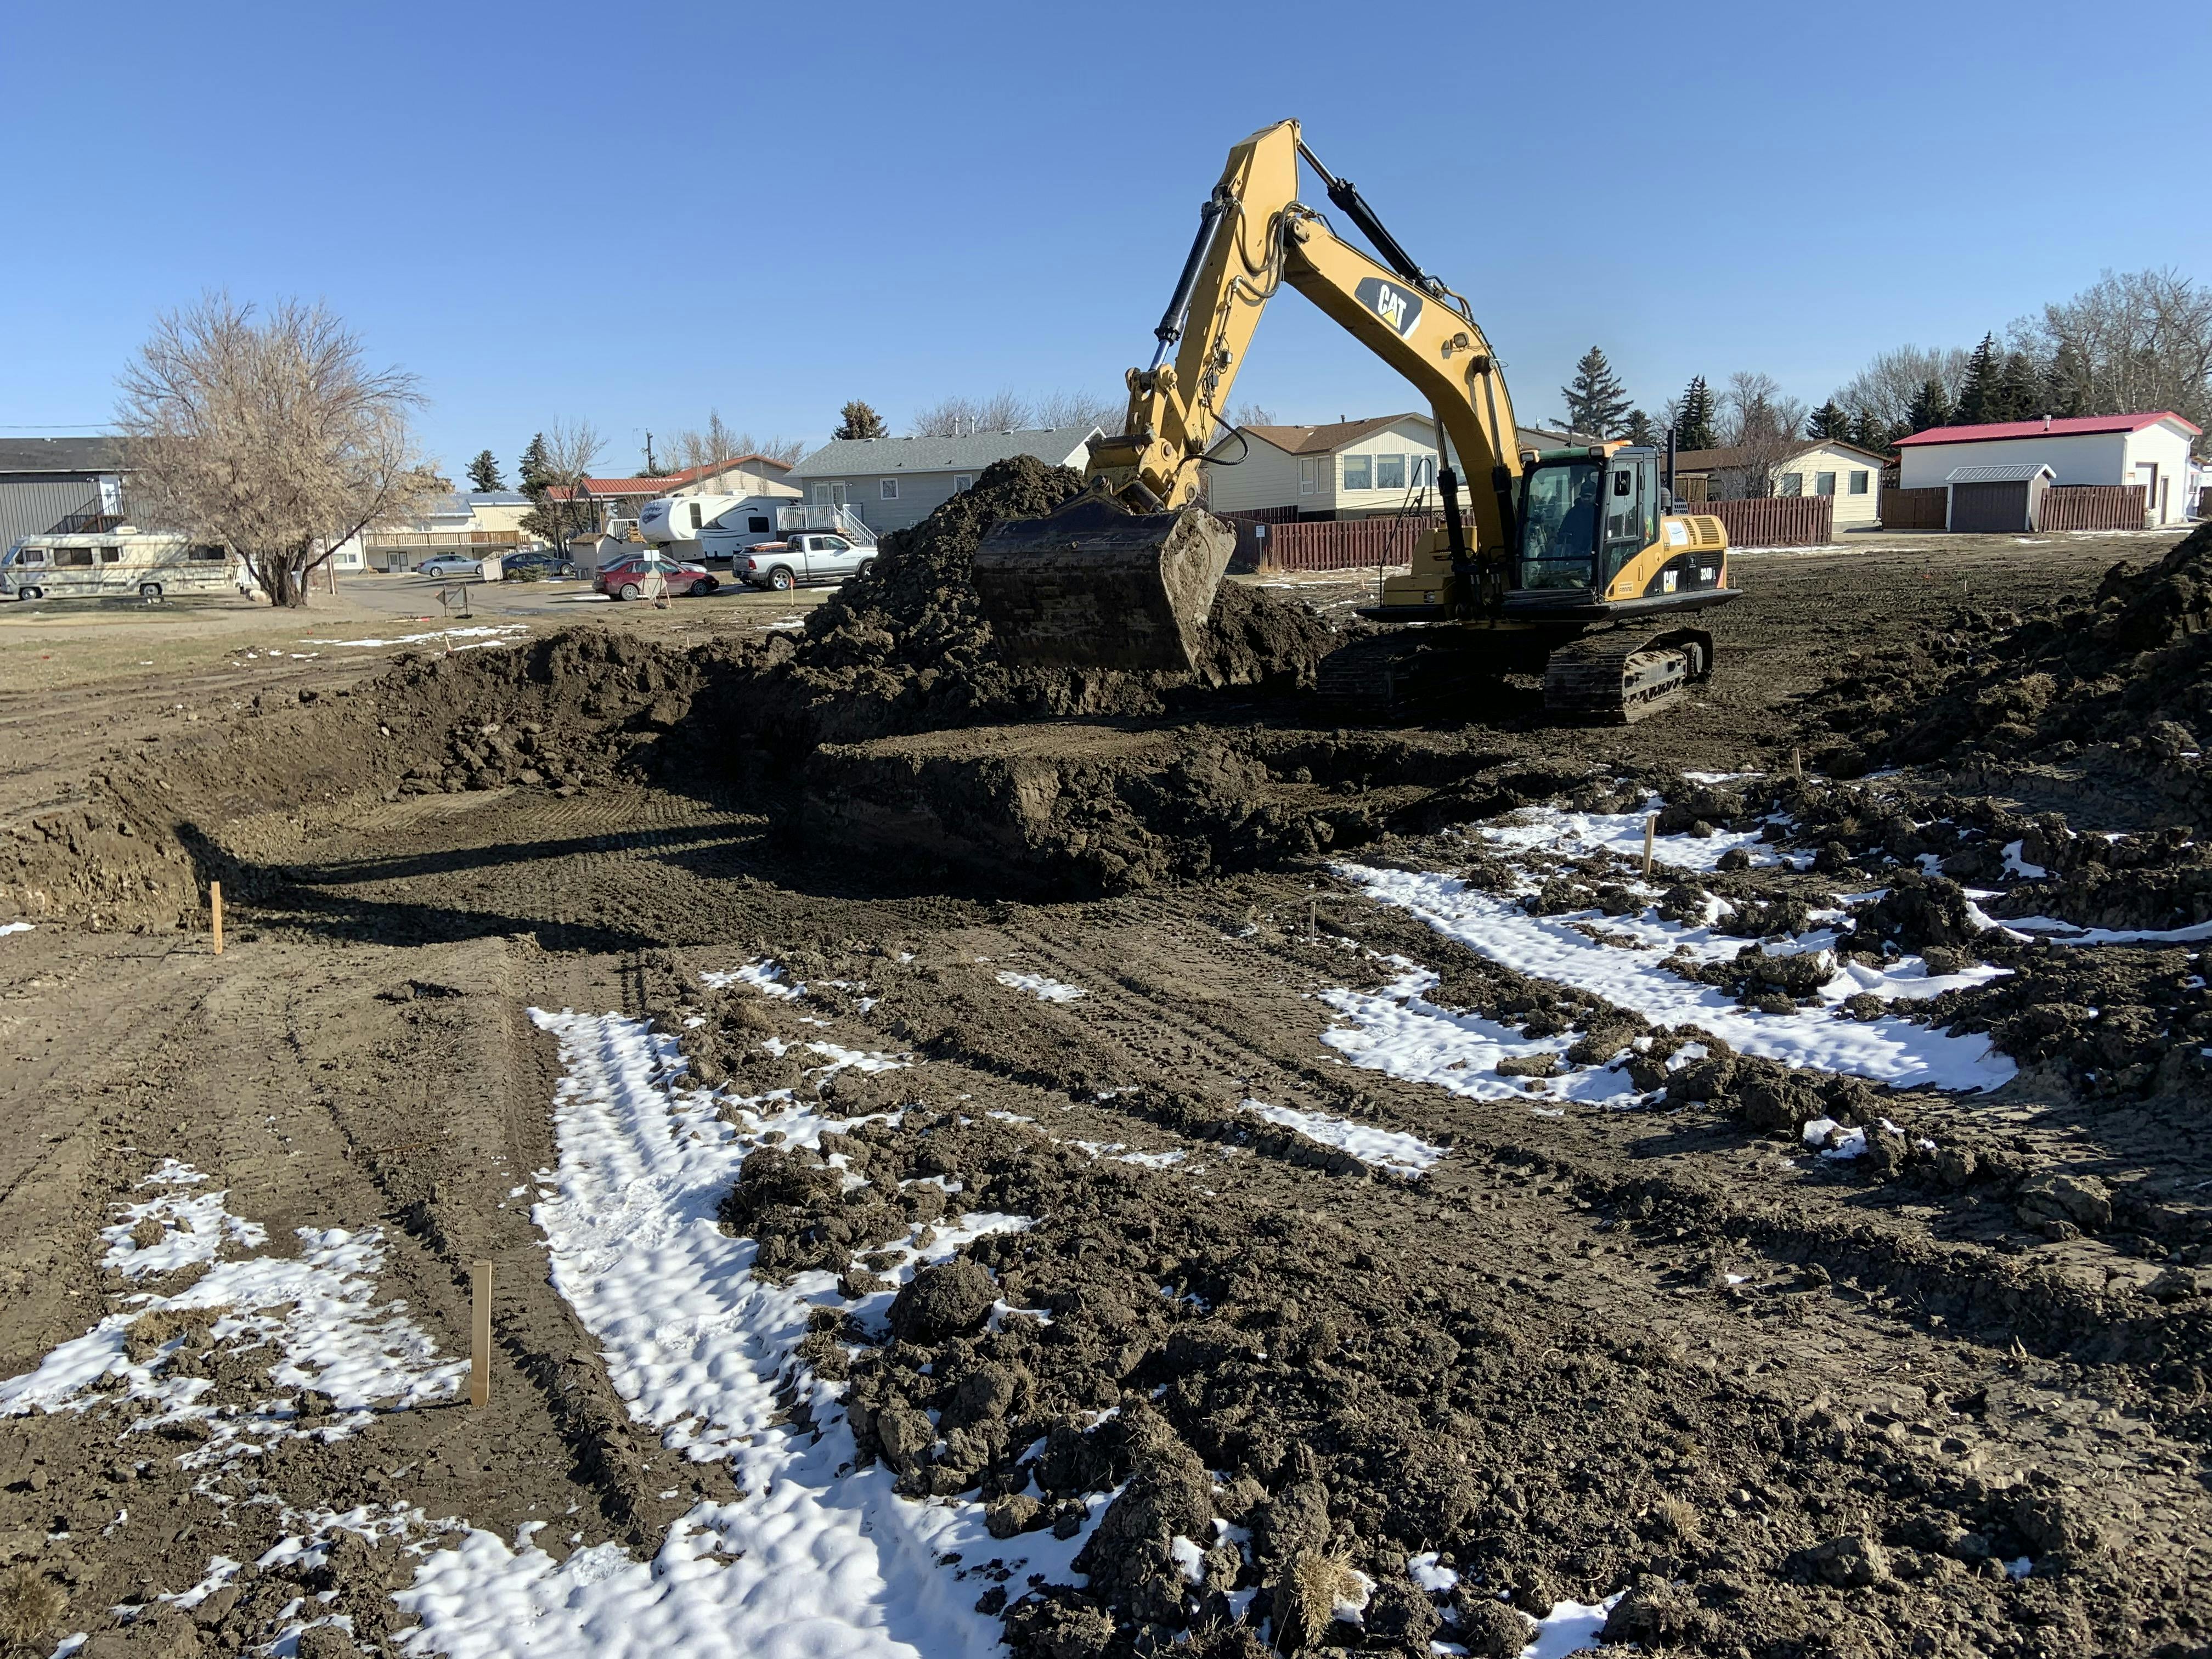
top-left (518, 433), bottom-right (551, 498)
top-left (1560, 346), bottom-right (1633, 437)
top-left (1906, 377), bottom-right (1954, 432)
top-left (1622, 408), bottom-right (1657, 447)
top-left (2042, 342), bottom-right (2090, 418)
top-left (1807, 399), bottom-right (1852, 440)
top-left (1955, 334), bottom-right (2002, 424)
top-left (1675, 376), bottom-right (1718, 450)
top-left (1997, 351), bottom-right (2042, 422)
top-left (1848, 408), bottom-right (1895, 455)
top-left (834, 400), bottom-right (889, 440)
top-left (466, 449), bottom-right (504, 493)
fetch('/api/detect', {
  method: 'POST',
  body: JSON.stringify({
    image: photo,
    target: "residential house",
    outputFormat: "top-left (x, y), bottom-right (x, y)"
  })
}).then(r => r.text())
top-left (787, 427), bottom-right (1101, 533)
top-left (1669, 440), bottom-right (1887, 529)
top-left (1893, 413), bottom-right (2201, 526)
top-left (1202, 414), bottom-right (1573, 520)
top-left (363, 492), bottom-right (536, 571)
top-left (659, 453), bottom-right (800, 503)
top-left (0, 436), bottom-right (128, 551)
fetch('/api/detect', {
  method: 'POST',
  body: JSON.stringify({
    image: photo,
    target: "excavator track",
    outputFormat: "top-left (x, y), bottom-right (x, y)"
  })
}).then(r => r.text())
top-left (1543, 628), bottom-right (1715, 724)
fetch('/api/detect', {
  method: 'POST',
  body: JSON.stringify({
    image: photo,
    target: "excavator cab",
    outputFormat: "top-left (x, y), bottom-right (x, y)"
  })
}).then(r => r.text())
top-left (1515, 448), bottom-right (1664, 597)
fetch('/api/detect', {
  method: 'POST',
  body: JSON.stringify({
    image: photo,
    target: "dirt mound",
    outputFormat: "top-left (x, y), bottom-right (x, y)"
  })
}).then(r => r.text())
top-left (0, 629), bottom-right (748, 930)
top-left (744, 456), bottom-right (1335, 753)
top-left (1810, 521), bottom-right (2212, 810)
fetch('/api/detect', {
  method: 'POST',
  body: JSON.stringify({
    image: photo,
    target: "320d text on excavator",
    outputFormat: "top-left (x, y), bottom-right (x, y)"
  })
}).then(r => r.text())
top-left (970, 117), bottom-right (1742, 724)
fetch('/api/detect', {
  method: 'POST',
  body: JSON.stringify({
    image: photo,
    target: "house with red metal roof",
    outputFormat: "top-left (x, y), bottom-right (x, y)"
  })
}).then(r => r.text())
top-left (1895, 412), bottom-right (2201, 527)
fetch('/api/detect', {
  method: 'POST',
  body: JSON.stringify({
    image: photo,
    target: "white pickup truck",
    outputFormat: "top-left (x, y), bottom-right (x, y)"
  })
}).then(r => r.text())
top-left (734, 532), bottom-right (874, 591)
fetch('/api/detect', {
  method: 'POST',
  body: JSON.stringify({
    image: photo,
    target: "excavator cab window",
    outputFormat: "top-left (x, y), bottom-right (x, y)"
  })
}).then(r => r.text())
top-left (1516, 461), bottom-right (1601, 591)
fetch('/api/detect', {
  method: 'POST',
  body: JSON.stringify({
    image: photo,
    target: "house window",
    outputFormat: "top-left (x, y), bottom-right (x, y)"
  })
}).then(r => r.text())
top-left (1814, 471), bottom-right (1837, 496)
top-left (880, 478), bottom-right (899, 500)
top-left (954, 474), bottom-right (973, 493)
top-left (1299, 458), bottom-right (1322, 495)
top-left (1375, 454), bottom-right (1406, 490)
top-left (1342, 455), bottom-right (1373, 490)
top-left (1849, 471), bottom-right (1870, 495)
top-left (1778, 472), bottom-right (1803, 496)
top-left (1410, 455), bottom-right (1435, 488)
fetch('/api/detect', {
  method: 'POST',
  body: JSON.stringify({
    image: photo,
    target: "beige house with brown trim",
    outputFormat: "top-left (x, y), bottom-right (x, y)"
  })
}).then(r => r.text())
top-left (1671, 439), bottom-right (1887, 529)
top-left (1203, 414), bottom-right (1570, 519)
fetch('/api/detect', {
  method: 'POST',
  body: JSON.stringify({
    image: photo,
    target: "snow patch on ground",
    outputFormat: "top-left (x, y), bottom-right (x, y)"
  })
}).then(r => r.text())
top-left (699, 958), bottom-right (806, 999)
top-left (1335, 863), bottom-right (2013, 1093)
top-left (0, 922), bottom-right (31, 938)
top-left (100, 1164), bottom-right (267, 1278)
top-left (1238, 1097), bottom-right (1446, 1177)
top-left (392, 1004), bottom-right (1104, 1658)
top-left (994, 969), bottom-right (1086, 1003)
top-left (1481, 802), bottom-right (1778, 872)
top-left (0, 1178), bottom-right (465, 1461)
top-left (298, 625), bottom-right (527, 650)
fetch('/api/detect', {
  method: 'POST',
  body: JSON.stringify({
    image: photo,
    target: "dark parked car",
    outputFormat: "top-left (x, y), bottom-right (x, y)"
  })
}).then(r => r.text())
top-left (500, 550), bottom-right (578, 580)
top-left (593, 555), bottom-right (717, 600)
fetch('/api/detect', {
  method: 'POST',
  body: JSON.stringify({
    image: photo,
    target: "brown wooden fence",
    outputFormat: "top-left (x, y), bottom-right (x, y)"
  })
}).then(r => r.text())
top-left (1881, 487), bottom-right (1948, 530)
top-left (1695, 495), bottom-right (1833, 548)
top-left (1246, 516), bottom-right (1436, 572)
top-left (2040, 484), bottom-right (2147, 532)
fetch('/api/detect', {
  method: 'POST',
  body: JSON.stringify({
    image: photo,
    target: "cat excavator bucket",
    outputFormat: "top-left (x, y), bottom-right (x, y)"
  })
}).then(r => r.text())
top-left (971, 495), bottom-right (1235, 674)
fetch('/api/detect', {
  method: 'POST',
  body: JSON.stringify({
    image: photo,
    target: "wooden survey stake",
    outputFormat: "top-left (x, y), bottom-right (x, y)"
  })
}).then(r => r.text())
top-left (470, 1260), bottom-right (492, 1407)
top-left (210, 882), bottom-right (223, 955)
top-left (1642, 815), bottom-right (1656, 878)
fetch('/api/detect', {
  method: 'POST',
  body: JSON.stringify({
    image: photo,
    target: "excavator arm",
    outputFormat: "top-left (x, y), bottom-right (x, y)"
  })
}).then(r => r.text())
top-left (974, 119), bottom-right (1529, 674)
top-left (1092, 119), bottom-right (1522, 554)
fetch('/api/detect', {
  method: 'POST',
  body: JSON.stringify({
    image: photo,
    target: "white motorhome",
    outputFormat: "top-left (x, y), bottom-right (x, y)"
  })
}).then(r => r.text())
top-left (2, 529), bottom-right (242, 601)
top-left (638, 493), bottom-right (793, 546)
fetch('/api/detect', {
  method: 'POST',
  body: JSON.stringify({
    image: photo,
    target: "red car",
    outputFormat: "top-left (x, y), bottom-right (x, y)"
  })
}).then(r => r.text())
top-left (593, 554), bottom-right (718, 600)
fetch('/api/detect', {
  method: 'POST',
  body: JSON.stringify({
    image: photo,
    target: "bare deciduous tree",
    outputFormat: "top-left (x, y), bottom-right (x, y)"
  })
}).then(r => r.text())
top-left (2019, 268), bottom-right (2212, 432)
top-left (910, 390), bottom-right (1032, 437)
top-left (666, 410), bottom-right (807, 473)
top-left (1833, 345), bottom-right (1974, 433)
top-left (1715, 371), bottom-right (1809, 498)
top-left (521, 418), bottom-right (606, 545)
top-left (116, 295), bottom-right (435, 607)
top-left (1031, 389), bottom-right (1123, 433)
top-left (1228, 401), bottom-right (1278, 428)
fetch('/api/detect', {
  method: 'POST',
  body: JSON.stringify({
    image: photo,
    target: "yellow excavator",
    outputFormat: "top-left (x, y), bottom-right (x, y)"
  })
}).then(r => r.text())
top-left (971, 119), bottom-right (1740, 723)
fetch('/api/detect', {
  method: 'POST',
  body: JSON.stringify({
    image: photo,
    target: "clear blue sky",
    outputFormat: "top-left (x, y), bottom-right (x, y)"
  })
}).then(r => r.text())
top-left (6, 1), bottom-right (2207, 479)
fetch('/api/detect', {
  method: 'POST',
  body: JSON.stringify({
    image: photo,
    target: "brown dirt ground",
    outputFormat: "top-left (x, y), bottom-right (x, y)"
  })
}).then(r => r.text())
top-left (0, 528), bottom-right (2207, 1659)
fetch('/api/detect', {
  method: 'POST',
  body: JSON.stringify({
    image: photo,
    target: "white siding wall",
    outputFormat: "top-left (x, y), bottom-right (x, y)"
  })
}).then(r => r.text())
top-left (1773, 443), bottom-right (1882, 528)
top-left (1333, 417), bottom-right (1442, 517)
top-left (2122, 424), bottom-right (2196, 524)
top-left (1898, 432), bottom-right (2126, 491)
top-left (1202, 441), bottom-right (1304, 513)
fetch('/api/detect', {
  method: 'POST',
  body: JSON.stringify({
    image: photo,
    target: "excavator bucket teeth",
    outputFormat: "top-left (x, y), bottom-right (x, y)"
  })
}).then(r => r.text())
top-left (972, 498), bottom-right (1234, 674)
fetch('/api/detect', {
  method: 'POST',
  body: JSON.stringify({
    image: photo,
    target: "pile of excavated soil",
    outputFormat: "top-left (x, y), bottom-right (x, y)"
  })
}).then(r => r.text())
top-left (742, 456), bottom-right (1337, 753)
top-left (0, 630), bottom-right (750, 929)
top-left (678, 969), bottom-right (2182, 1659)
top-left (1809, 521), bottom-right (2212, 813)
